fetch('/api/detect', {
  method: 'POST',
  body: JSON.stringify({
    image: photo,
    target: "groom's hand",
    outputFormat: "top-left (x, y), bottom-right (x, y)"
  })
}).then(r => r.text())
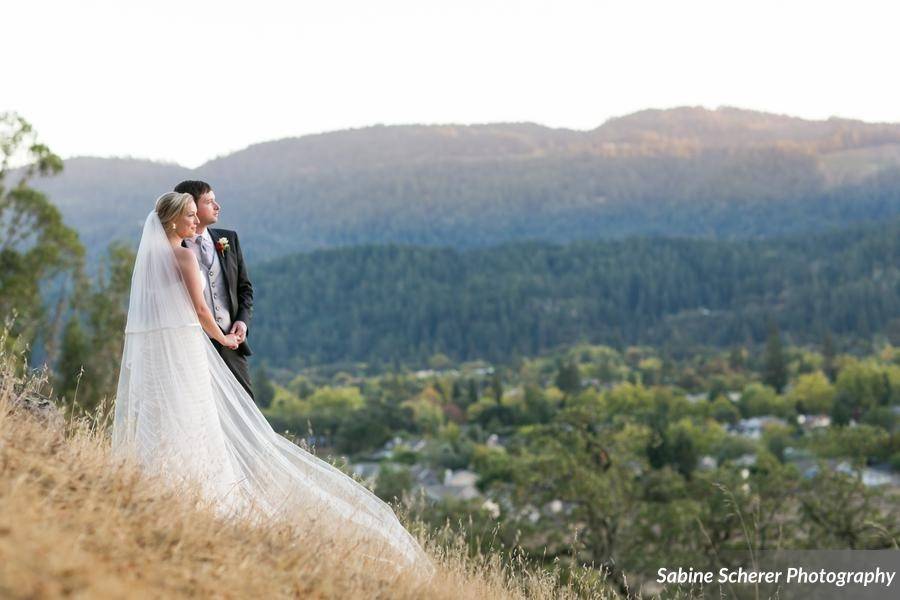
top-left (230, 320), bottom-right (248, 343)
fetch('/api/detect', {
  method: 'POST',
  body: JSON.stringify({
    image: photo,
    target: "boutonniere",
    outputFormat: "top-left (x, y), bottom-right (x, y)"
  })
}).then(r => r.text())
top-left (215, 237), bottom-right (230, 254)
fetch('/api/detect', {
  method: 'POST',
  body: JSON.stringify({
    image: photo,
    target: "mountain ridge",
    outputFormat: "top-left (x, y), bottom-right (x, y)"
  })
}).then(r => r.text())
top-left (24, 106), bottom-right (900, 261)
top-left (56, 106), bottom-right (900, 171)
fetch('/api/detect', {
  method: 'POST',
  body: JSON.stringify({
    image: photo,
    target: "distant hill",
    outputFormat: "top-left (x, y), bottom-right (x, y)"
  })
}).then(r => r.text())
top-left (249, 217), bottom-right (900, 369)
top-left (26, 106), bottom-right (900, 261)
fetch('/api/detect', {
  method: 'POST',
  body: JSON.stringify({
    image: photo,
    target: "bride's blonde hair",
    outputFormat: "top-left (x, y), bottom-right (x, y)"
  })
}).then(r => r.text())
top-left (155, 192), bottom-right (195, 231)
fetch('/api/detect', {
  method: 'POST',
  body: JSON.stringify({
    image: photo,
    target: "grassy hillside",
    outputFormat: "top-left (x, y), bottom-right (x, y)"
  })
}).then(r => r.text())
top-left (0, 353), bottom-right (616, 599)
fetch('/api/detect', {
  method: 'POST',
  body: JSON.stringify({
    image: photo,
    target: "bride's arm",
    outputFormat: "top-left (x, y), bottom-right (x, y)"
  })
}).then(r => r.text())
top-left (174, 247), bottom-right (238, 348)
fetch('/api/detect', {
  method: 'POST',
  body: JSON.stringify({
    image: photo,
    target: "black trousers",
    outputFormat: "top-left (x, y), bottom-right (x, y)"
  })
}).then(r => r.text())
top-left (212, 340), bottom-right (254, 399)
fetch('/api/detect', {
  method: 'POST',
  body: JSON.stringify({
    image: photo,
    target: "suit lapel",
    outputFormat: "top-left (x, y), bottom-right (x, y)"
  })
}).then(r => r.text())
top-left (208, 228), bottom-right (228, 271)
top-left (207, 228), bottom-right (236, 311)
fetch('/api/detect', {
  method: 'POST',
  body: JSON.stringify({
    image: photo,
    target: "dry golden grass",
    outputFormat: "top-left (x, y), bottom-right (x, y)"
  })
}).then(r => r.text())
top-left (0, 351), bottom-right (617, 599)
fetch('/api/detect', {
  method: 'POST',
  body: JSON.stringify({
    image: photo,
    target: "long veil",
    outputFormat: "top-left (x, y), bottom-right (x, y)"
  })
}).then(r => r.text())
top-left (112, 211), bottom-right (432, 575)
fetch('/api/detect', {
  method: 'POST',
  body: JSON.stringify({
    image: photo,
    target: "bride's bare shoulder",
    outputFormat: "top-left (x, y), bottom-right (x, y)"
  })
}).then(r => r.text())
top-left (173, 246), bottom-right (196, 267)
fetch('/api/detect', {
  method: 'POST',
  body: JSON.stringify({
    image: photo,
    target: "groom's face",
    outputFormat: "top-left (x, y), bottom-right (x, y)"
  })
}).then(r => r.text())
top-left (196, 190), bottom-right (220, 227)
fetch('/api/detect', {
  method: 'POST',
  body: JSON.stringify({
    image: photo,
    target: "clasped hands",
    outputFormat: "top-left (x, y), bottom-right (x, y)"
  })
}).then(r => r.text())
top-left (222, 320), bottom-right (247, 350)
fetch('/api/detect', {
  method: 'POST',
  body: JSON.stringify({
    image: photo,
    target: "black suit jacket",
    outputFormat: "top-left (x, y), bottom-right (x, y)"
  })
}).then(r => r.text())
top-left (183, 228), bottom-right (254, 356)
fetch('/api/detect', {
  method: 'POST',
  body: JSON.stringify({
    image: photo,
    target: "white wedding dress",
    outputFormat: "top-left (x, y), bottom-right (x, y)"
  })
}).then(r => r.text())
top-left (112, 210), bottom-right (431, 575)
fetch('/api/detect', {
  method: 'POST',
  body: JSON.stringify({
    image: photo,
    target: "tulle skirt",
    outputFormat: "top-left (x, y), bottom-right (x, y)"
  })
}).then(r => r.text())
top-left (112, 323), bottom-right (432, 576)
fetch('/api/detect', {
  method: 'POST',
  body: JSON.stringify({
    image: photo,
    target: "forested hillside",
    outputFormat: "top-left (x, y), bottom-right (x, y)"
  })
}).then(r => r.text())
top-left (28, 107), bottom-right (900, 261)
top-left (251, 217), bottom-right (900, 369)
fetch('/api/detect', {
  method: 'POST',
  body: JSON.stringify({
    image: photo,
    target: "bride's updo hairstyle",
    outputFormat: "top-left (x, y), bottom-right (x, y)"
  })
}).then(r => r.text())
top-left (155, 191), bottom-right (194, 231)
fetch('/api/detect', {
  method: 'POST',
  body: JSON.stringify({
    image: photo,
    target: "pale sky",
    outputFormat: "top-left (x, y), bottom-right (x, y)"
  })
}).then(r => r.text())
top-left (4, 0), bottom-right (898, 168)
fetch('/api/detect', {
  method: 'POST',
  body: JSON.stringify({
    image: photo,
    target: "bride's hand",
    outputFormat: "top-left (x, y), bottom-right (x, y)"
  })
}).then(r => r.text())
top-left (223, 333), bottom-right (241, 350)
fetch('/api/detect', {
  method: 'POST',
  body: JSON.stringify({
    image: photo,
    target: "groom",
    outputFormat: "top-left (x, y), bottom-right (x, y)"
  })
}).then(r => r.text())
top-left (174, 180), bottom-right (255, 399)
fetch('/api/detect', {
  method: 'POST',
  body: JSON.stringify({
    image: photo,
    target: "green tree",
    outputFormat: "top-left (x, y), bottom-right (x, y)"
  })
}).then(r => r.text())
top-left (728, 346), bottom-right (746, 370)
top-left (508, 399), bottom-right (652, 594)
top-left (521, 382), bottom-right (555, 423)
top-left (668, 424), bottom-right (699, 478)
top-left (693, 455), bottom-right (802, 559)
top-left (55, 317), bottom-right (89, 405)
top-left (709, 395), bottom-right (741, 424)
top-left (465, 378), bottom-right (478, 407)
top-left (403, 385), bottom-right (445, 434)
top-left (762, 423), bottom-right (794, 462)
top-left (287, 374), bottom-right (315, 399)
top-left (788, 371), bottom-right (836, 414)
top-left (427, 352), bottom-right (452, 370)
top-left (0, 112), bottom-right (83, 357)
top-left (489, 370), bottom-right (503, 402)
top-left (830, 389), bottom-right (855, 426)
top-left (334, 397), bottom-right (402, 454)
top-left (762, 322), bottom-right (788, 393)
top-left (374, 464), bottom-right (412, 503)
top-left (739, 382), bottom-right (783, 417)
top-left (811, 424), bottom-right (890, 468)
top-left (253, 363), bottom-right (276, 409)
top-left (307, 386), bottom-right (365, 441)
top-left (799, 468), bottom-right (899, 548)
top-left (554, 360), bottom-right (581, 396)
top-left (834, 360), bottom-right (897, 420)
top-left (822, 332), bottom-right (837, 382)
top-left (55, 242), bottom-right (134, 415)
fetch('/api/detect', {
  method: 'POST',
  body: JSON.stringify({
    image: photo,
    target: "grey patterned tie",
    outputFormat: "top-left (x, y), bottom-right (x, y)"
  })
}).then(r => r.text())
top-left (197, 235), bottom-right (213, 269)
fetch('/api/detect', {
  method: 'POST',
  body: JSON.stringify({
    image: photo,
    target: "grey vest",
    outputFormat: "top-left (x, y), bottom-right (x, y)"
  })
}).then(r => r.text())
top-left (193, 235), bottom-right (233, 334)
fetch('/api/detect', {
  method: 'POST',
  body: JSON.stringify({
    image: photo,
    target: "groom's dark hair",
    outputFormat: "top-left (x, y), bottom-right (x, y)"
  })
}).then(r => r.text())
top-left (174, 180), bottom-right (212, 201)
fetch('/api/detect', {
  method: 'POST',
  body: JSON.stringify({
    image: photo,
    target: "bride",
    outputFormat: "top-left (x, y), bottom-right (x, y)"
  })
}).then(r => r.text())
top-left (112, 192), bottom-right (432, 575)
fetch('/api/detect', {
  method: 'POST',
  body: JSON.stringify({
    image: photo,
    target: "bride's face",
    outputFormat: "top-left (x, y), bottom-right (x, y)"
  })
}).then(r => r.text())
top-left (174, 200), bottom-right (200, 238)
